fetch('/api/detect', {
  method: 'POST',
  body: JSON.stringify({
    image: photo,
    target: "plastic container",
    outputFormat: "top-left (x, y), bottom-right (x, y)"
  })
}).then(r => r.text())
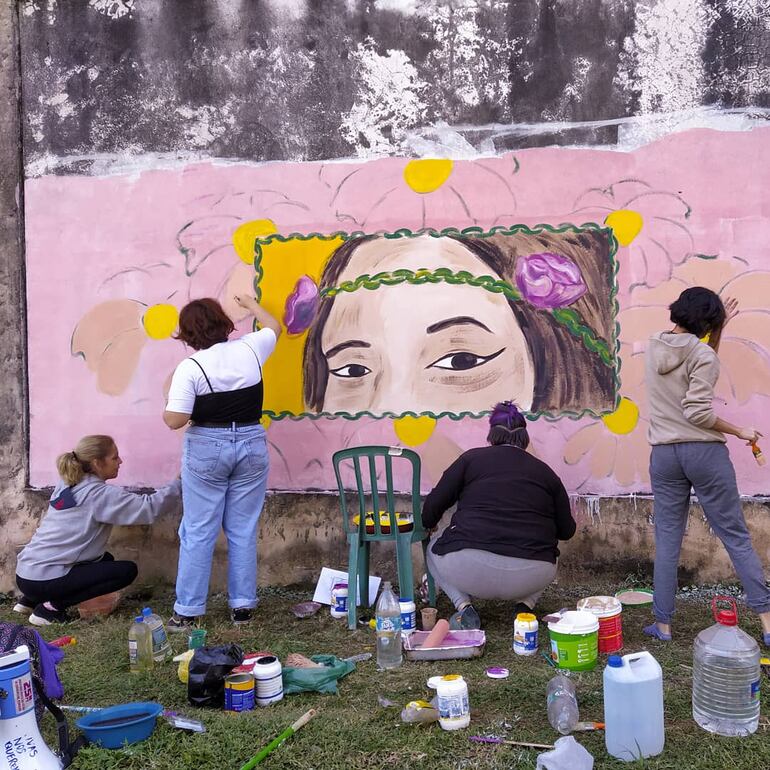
top-left (427, 674), bottom-right (470, 731)
top-left (548, 611), bottom-right (599, 671)
top-left (692, 597), bottom-right (760, 736)
top-left (142, 607), bottom-right (172, 662)
top-left (330, 583), bottom-right (348, 618)
top-left (400, 598), bottom-right (417, 634)
top-left (577, 595), bottom-right (623, 654)
top-left (603, 651), bottom-right (664, 760)
top-left (546, 673), bottom-right (579, 734)
top-left (513, 612), bottom-right (539, 655)
top-left (128, 616), bottom-right (153, 673)
top-left (254, 655), bottom-right (284, 706)
top-left (188, 628), bottom-right (207, 650)
top-left (76, 702), bottom-right (163, 748)
top-left (375, 581), bottom-right (402, 669)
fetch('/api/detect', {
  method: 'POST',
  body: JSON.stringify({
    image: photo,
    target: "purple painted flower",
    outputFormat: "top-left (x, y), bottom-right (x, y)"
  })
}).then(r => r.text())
top-left (514, 252), bottom-right (587, 309)
top-left (284, 275), bottom-right (319, 334)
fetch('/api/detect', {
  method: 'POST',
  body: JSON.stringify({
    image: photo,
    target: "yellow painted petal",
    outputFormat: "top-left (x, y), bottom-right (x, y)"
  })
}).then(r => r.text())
top-left (393, 415), bottom-right (436, 446)
top-left (233, 219), bottom-right (278, 264)
top-left (605, 209), bottom-right (643, 246)
top-left (601, 397), bottom-right (640, 435)
top-left (142, 304), bottom-right (179, 340)
top-left (403, 159), bottom-right (453, 194)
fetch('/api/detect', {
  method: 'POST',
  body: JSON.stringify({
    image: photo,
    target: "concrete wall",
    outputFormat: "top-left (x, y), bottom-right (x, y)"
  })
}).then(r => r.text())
top-left (3, 0), bottom-right (770, 594)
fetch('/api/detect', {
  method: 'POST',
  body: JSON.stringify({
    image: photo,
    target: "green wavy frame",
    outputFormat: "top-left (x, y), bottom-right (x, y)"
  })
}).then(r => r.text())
top-left (252, 223), bottom-right (622, 423)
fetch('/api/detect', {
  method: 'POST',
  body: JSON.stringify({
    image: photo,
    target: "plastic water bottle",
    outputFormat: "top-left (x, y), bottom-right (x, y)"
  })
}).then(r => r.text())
top-left (603, 651), bottom-right (665, 760)
top-left (692, 597), bottom-right (760, 736)
top-left (142, 607), bottom-right (172, 662)
top-left (376, 581), bottom-right (402, 669)
top-left (128, 616), bottom-right (153, 673)
top-left (546, 673), bottom-right (579, 734)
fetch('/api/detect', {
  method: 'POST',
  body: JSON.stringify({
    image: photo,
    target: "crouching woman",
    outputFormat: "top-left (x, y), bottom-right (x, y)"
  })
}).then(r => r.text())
top-left (15, 435), bottom-right (181, 626)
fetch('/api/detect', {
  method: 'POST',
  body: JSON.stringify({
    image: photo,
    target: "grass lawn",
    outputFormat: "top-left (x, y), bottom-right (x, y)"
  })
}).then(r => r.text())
top-left (2, 577), bottom-right (769, 770)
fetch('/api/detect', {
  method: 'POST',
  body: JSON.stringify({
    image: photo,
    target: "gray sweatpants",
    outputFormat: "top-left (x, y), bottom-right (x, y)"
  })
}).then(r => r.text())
top-left (426, 540), bottom-right (557, 610)
top-left (651, 442), bottom-right (770, 624)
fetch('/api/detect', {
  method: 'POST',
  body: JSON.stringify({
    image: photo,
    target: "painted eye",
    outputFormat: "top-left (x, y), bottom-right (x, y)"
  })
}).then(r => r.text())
top-left (329, 363), bottom-right (372, 378)
top-left (428, 348), bottom-right (506, 371)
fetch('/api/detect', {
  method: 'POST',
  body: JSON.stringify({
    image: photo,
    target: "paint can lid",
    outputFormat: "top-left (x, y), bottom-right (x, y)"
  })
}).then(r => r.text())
top-left (577, 596), bottom-right (622, 618)
top-left (515, 612), bottom-right (537, 623)
top-left (485, 667), bottom-right (510, 679)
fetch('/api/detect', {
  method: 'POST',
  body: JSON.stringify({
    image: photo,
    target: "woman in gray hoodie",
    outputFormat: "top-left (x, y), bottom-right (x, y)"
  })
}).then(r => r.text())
top-left (15, 435), bottom-right (181, 626)
top-left (645, 287), bottom-right (769, 644)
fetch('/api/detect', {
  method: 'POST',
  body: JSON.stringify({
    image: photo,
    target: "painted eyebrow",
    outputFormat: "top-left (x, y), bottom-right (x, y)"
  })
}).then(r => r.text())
top-left (324, 340), bottom-right (371, 359)
top-left (426, 316), bottom-right (493, 334)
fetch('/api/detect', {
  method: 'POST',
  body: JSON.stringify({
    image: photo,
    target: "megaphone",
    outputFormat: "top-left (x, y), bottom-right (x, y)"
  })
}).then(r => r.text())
top-left (0, 645), bottom-right (63, 770)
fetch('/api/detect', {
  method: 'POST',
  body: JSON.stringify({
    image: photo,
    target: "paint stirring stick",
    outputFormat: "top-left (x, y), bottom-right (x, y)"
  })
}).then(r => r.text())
top-left (239, 709), bottom-right (317, 769)
top-left (470, 735), bottom-right (554, 750)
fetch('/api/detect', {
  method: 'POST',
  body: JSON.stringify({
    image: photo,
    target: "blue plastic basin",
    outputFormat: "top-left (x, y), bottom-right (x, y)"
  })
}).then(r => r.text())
top-left (76, 702), bottom-right (163, 749)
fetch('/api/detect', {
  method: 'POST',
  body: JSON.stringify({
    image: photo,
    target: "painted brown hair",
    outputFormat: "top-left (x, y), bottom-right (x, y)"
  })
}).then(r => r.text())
top-left (175, 298), bottom-right (235, 351)
top-left (302, 231), bottom-right (616, 414)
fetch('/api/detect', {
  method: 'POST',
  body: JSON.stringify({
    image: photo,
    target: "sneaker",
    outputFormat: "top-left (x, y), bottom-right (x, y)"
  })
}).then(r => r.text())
top-left (231, 608), bottom-right (252, 626)
top-left (449, 604), bottom-right (481, 630)
top-left (167, 613), bottom-right (199, 633)
top-left (12, 597), bottom-right (35, 615)
top-left (29, 604), bottom-right (71, 626)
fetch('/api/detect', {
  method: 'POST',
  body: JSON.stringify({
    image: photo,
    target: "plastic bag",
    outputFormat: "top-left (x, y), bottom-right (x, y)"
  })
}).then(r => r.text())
top-left (187, 644), bottom-right (244, 708)
top-left (400, 699), bottom-right (439, 724)
top-left (536, 736), bottom-right (594, 770)
top-left (282, 654), bottom-right (355, 694)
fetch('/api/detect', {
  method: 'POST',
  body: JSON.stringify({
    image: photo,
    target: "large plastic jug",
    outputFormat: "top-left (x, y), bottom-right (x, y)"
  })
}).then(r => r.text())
top-left (603, 651), bottom-right (664, 761)
top-left (692, 597), bottom-right (760, 736)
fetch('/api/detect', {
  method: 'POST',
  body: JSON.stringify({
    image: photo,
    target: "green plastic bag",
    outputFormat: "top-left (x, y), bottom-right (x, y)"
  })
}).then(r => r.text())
top-left (282, 655), bottom-right (355, 695)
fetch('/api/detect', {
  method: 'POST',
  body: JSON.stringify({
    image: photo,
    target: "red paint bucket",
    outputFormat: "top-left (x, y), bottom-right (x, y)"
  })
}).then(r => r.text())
top-left (577, 596), bottom-right (623, 654)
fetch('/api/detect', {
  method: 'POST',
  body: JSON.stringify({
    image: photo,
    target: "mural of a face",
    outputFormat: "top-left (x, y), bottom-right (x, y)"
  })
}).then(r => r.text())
top-left (319, 236), bottom-right (536, 414)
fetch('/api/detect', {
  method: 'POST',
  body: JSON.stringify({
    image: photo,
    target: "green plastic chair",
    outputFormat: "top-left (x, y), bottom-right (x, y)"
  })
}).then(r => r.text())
top-left (332, 445), bottom-right (437, 630)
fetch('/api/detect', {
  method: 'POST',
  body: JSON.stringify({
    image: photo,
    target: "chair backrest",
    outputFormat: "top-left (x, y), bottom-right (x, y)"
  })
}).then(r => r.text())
top-left (332, 446), bottom-right (424, 540)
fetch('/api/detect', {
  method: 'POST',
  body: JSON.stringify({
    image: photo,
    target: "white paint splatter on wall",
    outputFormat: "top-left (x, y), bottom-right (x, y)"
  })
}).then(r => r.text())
top-left (340, 41), bottom-right (427, 158)
top-left (617, 0), bottom-right (717, 113)
top-left (89, 0), bottom-right (135, 20)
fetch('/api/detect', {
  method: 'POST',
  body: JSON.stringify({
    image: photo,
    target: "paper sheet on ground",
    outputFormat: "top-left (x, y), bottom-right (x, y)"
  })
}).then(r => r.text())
top-left (312, 567), bottom-right (381, 606)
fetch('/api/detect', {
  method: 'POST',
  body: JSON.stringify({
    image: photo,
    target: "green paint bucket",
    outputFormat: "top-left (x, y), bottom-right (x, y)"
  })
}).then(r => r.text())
top-left (547, 610), bottom-right (599, 671)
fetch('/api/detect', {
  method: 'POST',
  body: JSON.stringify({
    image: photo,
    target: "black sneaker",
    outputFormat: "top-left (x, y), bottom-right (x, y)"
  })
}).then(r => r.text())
top-left (231, 608), bottom-right (252, 626)
top-left (29, 604), bottom-right (71, 626)
top-left (12, 597), bottom-right (35, 615)
top-left (167, 613), bottom-right (199, 633)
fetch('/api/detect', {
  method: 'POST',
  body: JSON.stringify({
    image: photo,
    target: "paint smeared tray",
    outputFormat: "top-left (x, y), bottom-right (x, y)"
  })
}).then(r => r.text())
top-left (404, 630), bottom-right (486, 661)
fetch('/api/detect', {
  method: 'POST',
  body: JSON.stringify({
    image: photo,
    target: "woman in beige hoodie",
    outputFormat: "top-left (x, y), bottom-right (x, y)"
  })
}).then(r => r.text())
top-left (645, 287), bottom-right (769, 645)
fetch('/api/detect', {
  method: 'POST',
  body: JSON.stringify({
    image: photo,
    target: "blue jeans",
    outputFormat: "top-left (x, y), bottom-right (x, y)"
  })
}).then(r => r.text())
top-left (651, 442), bottom-right (770, 624)
top-left (174, 424), bottom-right (269, 617)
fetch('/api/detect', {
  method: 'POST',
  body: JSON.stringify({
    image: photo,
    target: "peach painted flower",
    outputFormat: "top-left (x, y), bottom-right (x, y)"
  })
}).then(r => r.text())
top-left (562, 352), bottom-right (651, 489)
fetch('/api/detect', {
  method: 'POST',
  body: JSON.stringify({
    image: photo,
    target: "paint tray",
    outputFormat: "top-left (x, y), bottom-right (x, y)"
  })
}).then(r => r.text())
top-left (403, 630), bottom-right (486, 661)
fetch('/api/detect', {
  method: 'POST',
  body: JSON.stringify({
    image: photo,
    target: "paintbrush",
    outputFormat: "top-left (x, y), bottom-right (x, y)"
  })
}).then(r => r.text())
top-left (470, 735), bottom-right (554, 750)
top-left (239, 709), bottom-right (317, 769)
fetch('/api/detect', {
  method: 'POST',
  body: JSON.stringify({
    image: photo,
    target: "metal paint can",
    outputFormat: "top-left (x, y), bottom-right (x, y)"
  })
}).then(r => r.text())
top-left (224, 672), bottom-right (255, 712)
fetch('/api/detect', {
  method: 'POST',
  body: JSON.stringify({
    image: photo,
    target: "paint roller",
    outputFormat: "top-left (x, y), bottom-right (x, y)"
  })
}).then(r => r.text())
top-left (421, 619), bottom-right (450, 648)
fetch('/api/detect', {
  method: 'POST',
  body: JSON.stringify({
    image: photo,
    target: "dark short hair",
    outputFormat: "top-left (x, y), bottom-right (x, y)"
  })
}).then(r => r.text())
top-left (669, 287), bottom-right (725, 339)
top-left (175, 298), bottom-right (234, 350)
top-left (486, 401), bottom-right (530, 448)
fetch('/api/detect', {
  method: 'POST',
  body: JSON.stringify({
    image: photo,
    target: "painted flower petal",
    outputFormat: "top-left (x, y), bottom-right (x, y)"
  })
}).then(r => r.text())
top-left (284, 275), bottom-right (319, 334)
top-left (515, 252), bottom-right (587, 309)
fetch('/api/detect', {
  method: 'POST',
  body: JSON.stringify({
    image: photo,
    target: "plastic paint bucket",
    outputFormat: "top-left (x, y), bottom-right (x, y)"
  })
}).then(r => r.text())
top-left (578, 595), bottom-right (623, 654)
top-left (253, 655), bottom-right (284, 707)
top-left (548, 611), bottom-right (599, 671)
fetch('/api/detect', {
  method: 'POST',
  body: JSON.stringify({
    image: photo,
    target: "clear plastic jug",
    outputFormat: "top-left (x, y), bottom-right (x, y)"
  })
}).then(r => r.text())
top-left (692, 597), bottom-right (760, 736)
top-left (603, 651), bottom-right (664, 761)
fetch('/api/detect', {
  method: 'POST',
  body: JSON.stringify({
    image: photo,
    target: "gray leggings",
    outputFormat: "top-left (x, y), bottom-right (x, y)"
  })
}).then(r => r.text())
top-left (651, 442), bottom-right (770, 624)
top-left (426, 540), bottom-right (557, 610)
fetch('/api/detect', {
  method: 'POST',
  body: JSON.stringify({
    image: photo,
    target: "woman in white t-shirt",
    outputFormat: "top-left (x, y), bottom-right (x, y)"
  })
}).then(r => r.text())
top-left (163, 295), bottom-right (280, 630)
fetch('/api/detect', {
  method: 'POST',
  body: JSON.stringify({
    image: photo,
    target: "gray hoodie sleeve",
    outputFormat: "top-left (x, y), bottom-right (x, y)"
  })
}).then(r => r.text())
top-left (91, 480), bottom-right (182, 526)
top-left (681, 347), bottom-right (720, 429)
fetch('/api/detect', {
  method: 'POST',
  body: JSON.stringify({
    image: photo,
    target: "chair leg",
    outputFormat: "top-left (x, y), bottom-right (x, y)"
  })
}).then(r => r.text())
top-left (395, 533), bottom-right (415, 602)
top-left (358, 541), bottom-right (370, 610)
top-left (421, 539), bottom-right (437, 606)
top-left (346, 536), bottom-right (360, 631)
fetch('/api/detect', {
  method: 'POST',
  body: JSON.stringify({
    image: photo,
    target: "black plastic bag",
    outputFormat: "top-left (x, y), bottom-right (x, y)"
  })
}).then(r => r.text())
top-left (187, 644), bottom-right (244, 708)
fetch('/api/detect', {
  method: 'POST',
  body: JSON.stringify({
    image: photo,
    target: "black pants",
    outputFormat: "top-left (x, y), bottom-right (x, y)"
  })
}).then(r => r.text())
top-left (16, 552), bottom-right (138, 610)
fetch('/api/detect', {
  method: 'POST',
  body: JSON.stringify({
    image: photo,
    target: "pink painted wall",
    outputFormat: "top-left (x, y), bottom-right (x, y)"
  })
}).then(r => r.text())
top-left (25, 127), bottom-right (770, 494)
